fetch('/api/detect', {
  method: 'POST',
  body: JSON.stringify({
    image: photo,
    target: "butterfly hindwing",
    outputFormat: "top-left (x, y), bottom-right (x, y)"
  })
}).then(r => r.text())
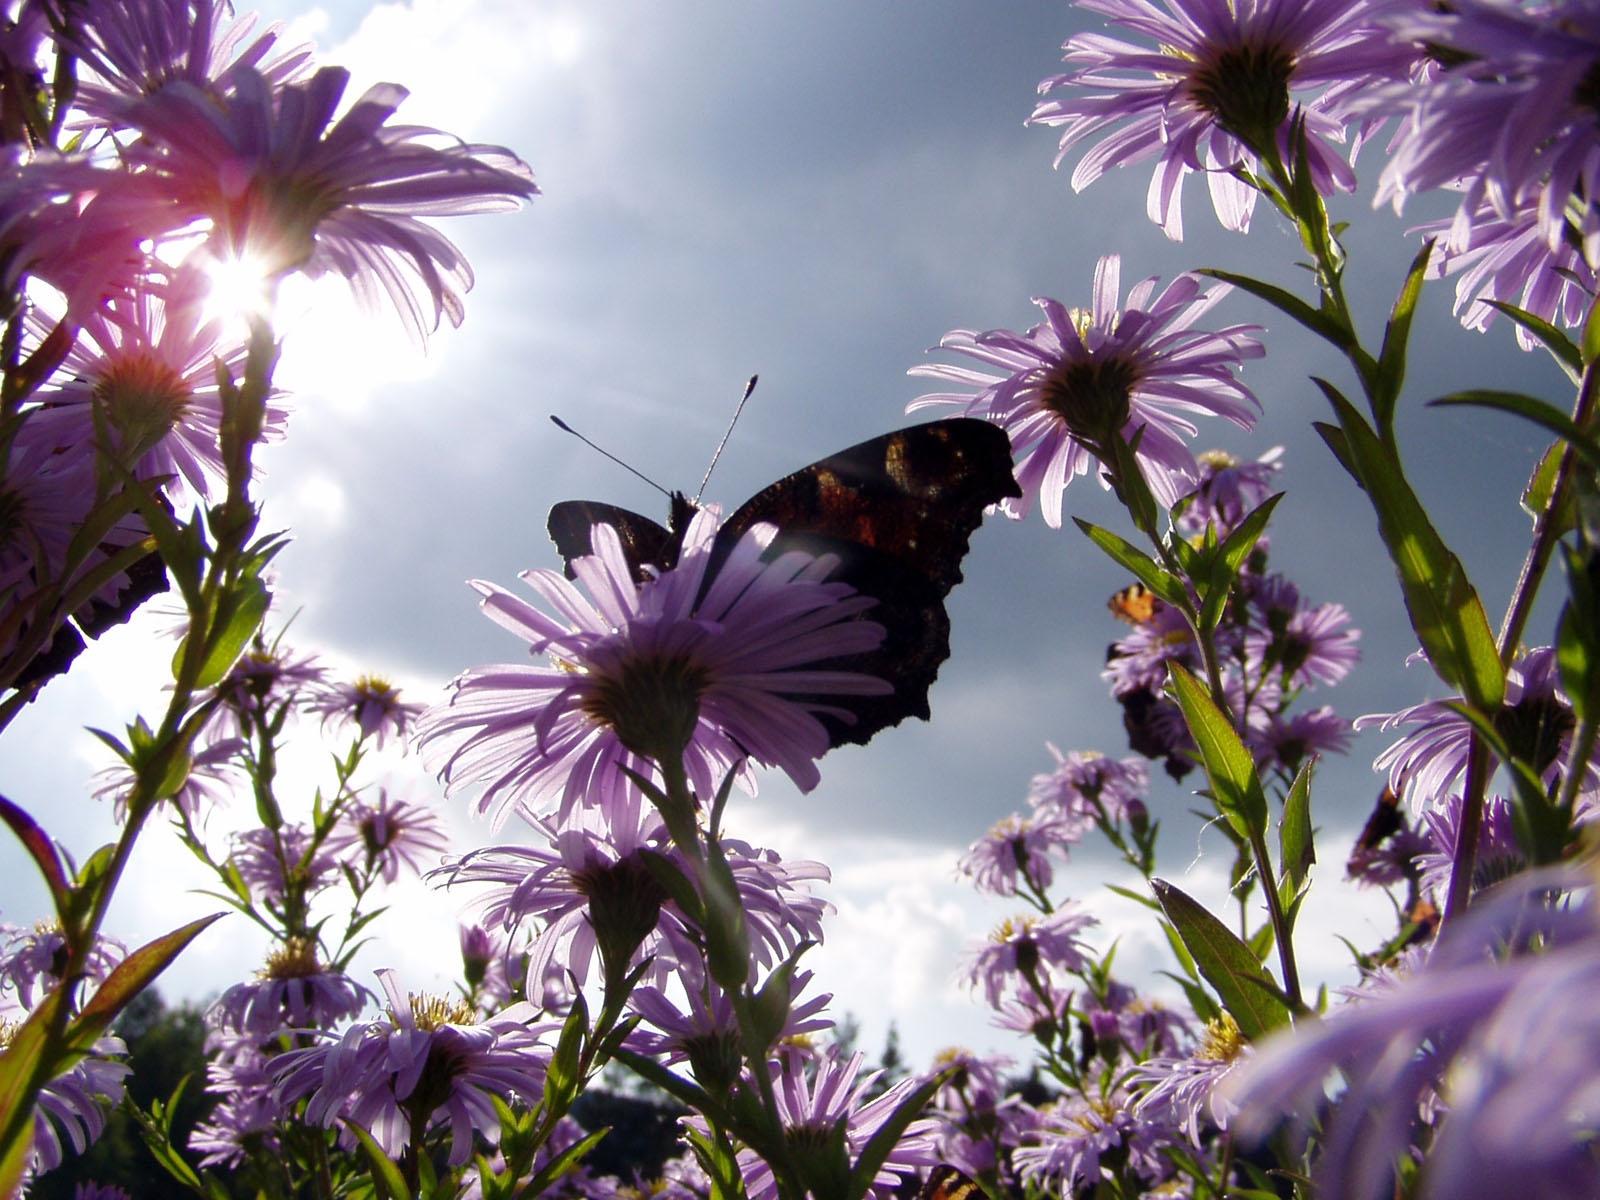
top-left (918, 1165), bottom-right (983, 1200)
top-left (713, 417), bottom-right (1019, 747)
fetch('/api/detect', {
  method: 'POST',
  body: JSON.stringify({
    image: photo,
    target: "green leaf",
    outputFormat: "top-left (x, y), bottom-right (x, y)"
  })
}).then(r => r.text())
top-left (1199, 493), bottom-right (1283, 633)
top-left (844, 1070), bottom-right (947, 1200)
top-left (1323, 386), bottom-right (1505, 711)
top-left (187, 576), bottom-right (271, 688)
top-left (1279, 759), bottom-right (1316, 893)
top-left (610, 1047), bottom-right (719, 1121)
top-left (514, 1127), bottom-right (610, 1200)
top-left (1583, 292), bottom-right (1600, 365)
top-left (0, 987), bottom-right (68, 1185)
top-left (69, 915), bottom-right (225, 1052)
top-left (1151, 879), bottom-right (1292, 1039)
top-left (0, 795), bottom-right (69, 925)
top-left (1070, 519), bottom-right (1187, 608)
top-left (1104, 883), bottom-right (1160, 911)
top-left (1483, 300), bottom-right (1583, 381)
top-left (1560, 546), bottom-right (1600, 724)
top-left (1199, 268), bottom-right (1350, 349)
top-left (344, 1119), bottom-right (410, 1200)
top-left (701, 838), bottom-right (752, 993)
top-left (1430, 391), bottom-right (1600, 472)
top-left (1312, 419), bottom-right (1361, 489)
top-left (1373, 239), bottom-right (1434, 436)
top-left (1166, 663), bottom-right (1268, 839)
top-left (543, 991), bottom-right (589, 1114)
top-left (1523, 441), bottom-right (1576, 535)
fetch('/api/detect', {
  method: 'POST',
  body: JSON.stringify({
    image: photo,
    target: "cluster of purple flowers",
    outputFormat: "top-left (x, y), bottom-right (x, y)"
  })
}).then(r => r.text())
top-left (0, 0), bottom-right (535, 690)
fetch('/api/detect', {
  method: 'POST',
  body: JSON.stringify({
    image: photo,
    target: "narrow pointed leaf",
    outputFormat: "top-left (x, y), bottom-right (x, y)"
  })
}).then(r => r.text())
top-left (1430, 391), bottom-right (1600, 472)
top-left (515, 1127), bottom-right (610, 1199)
top-left (1151, 879), bottom-right (1291, 1038)
top-left (1199, 268), bottom-right (1349, 348)
top-left (1166, 663), bottom-right (1267, 838)
top-left (0, 795), bottom-right (69, 922)
top-left (1071, 519), bottom-right (1186, 607)
top-left (1483, 300), bottom-right (1582, 379)
top-left (1279, 759), bottom-right (1316, 892)
top-left (70, 914), bottom-right (225, 1051)
top-left (344, 1119), bottom-right (409, 1200)
top-left (844, 1070), bottom-right (946, 1200)
top-left (1323, 386), bottom-right (1504, 711)
top-left (1372, 240), bottom-right (1434, 435)
top-left (187, 576), bottom-right (270, 688)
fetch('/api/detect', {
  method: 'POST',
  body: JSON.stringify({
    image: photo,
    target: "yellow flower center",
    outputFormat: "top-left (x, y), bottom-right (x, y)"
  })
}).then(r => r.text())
top-left (403, 992), bottom-right (476, 1031)
top-left (261, 936), bottom-right (323, 980)
top-left (1200, 1011), bottom-right (1245, 1062)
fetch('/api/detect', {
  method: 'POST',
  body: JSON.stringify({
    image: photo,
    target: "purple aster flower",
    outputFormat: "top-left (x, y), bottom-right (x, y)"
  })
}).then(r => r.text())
top-left (230, 823), bottom-right (338, 904)
top-left (734, 1049), bottom-right (939, 1200)
top-left (117, 65), bottom-right (536, 341)
top-left (1129, 1012), bottom-right (1248, 1145)
top-left (909, 257), bottom-right (1261, 520)
top-left (1, 923), bottom-right (123, 1009)
top-left (1084, 982), bottom-right (1191, 1058)
top-left (628, 965), bottom-right (832, 1087)
top-left (306, 673), bottom-right (424, 748)
top-left (207, 640), bottom-right (329, 733)
top-left (25, 267), bottom-right (285, 503)
top-left (1027, 744), bottom-right (1150, 827)
top-left (209, 937), bottom-right (370, 1035)
top-left (1415, 792), bottom-right (1528, 902)
top-left (991, 977), bottom-right (1073, 1042)
top-left (273, 969), bottom-right (555, 1166)
top-left (20, 1032), bottom-right (130, 1176)
top-left (1030, 0), bottom-right (1408, 238)
top-left (1360, 646), bottom-right (1586, 811)
top-left (1174, 446), bottom-right (1283, 538)
top-left (440, 795), bottom-right (829, 993)
top-left (63, 0), bottom-right (313, 124)
top-left (418, 508), bottom-right (891, 828)
top-left (189, 1035), bottom-right (280, 1168)
top-left (957, 811), bottom-right (1080, 897)
top-left (327, 789), bottom-right (449, 884)
top-left (1248, 601), bottom-right (1359, 689)
top-left (1377, 1), bottom-right (1600, 261)
top-left (1103, 603), bottom-right (1202, 697)
top-left (1012, 1086), bottom-right (1176, 1194)
top-left (73, 1184), bottom-right (132, 1200)
top-left (1420, 196), bottom-right (1600, 351)
top-left (963, 907), bottom-right (1098, 1009)
top-left (1248, 705), bottom-right (1352, 774)
top-left (92, 733), bottom-right (245, 821)
top-left (1224, 866), bottom-right (1600, 1200)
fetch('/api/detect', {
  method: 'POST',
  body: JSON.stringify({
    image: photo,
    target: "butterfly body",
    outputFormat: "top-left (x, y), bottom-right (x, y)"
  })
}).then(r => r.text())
top-left (548, 417), bottom-right (1020, 748)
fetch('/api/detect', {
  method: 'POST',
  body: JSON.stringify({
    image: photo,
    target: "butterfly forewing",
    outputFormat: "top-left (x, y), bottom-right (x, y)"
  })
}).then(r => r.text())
top-left (547, 500), bottom-right (678, 584)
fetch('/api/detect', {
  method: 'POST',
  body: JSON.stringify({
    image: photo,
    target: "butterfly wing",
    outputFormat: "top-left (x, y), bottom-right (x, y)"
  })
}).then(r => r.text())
top-left (547, 500), bottom-right (679, 583)
top-left (918, 1165), bottom-right (983, 1200)
top-left (717, 417), bottom-right (1021, 747)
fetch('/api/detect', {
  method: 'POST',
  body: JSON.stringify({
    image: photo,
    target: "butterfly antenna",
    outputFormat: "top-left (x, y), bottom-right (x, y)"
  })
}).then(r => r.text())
top-left (694, 374), bottom-right (758, 505)
top-left (548, 415), bottom-right (673, 499)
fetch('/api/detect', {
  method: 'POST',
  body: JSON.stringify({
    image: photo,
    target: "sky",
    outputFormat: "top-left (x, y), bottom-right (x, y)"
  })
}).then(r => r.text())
top-left (0, 2), bottom-right (1576, 1066)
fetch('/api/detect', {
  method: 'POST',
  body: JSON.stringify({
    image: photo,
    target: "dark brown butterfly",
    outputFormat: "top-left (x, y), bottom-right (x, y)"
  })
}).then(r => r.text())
top-left (547, 417), bottom-right (1021, 749)
top-left (1107, 581), bottom-right (1160, 625)
top-left (1350, 785), bottom-right (1403, 855)
top-left (917, 1165), bottom-right (983, 1200)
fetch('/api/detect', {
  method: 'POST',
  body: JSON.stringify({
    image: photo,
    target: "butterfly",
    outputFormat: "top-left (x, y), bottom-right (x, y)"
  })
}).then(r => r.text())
top-left (918, 1165), bottom-right (984, 1200)
top-left (547, 416), bottom-right (1021, 749)
top-left (1107, 581), bottom-right (1160, 625)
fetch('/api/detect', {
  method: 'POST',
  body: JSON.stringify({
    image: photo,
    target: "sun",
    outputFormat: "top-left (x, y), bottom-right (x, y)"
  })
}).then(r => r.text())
top-left (200, 252), bottom-right (275, 326)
